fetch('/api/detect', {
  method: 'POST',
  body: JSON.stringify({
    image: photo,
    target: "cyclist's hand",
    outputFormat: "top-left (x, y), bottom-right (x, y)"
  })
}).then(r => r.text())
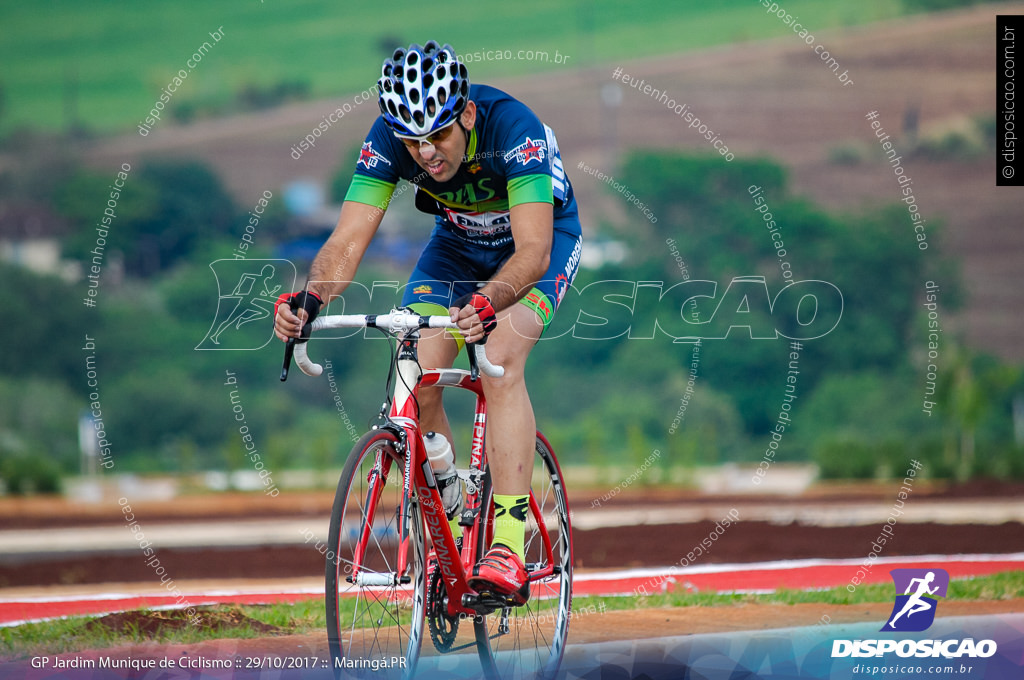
top-left (450, 292), bottom-right (497, 344)
top-left (274, 291), bottom-right (323, 343)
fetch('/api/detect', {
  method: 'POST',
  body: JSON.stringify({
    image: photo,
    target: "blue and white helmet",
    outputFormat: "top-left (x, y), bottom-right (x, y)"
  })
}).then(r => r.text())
top-left (377, 41), bottom-right (470, 137)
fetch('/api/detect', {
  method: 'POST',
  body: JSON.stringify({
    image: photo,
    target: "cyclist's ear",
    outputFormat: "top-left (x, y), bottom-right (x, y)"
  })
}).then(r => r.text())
top-left (459, 101), bottom-right (477, 131)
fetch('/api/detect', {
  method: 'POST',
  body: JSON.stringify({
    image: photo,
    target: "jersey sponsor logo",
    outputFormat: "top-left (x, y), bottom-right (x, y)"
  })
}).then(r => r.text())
top-left (524, 290), bottom-right (553, 322)
top-left (413, 284), bottom-right (433, 295)
top-left (358, 141), bottom-right (392, 169)
top-left (557, 237), bottom-right (582, 305)
top-left (443, 208), bottom-right (512, 237)
top-left (504, 136), bottom-right (548, 166)
top-left (555, 274), bottom-right (571, 307)
top-left (435, 178), bottom-right (497, 207)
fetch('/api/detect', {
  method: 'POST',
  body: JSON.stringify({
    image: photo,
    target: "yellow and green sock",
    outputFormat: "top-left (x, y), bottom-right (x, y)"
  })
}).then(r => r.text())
top-left (492, 493), bottom-right (529, 559)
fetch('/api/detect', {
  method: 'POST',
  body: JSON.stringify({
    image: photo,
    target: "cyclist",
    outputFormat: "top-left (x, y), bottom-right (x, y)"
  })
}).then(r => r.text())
top-left (275, 41), bottom-right (581, 604)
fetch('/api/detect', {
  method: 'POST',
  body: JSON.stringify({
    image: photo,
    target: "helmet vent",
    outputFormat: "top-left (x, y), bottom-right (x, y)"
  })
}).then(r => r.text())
top-left (377, 41), bottom-right (469, 136)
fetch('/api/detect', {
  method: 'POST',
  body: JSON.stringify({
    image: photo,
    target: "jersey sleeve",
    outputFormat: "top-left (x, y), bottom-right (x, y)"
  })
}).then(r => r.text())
top-left (495, 101), bottom-right (556, 208)
top-left (343, 117), bottom-right (400, 210)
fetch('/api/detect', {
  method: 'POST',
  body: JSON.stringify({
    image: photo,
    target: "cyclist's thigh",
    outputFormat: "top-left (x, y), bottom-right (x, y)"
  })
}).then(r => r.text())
top-left (418, 328), bottom-right (461, 371)
top-left (487, 304), bottom-right (544, 376)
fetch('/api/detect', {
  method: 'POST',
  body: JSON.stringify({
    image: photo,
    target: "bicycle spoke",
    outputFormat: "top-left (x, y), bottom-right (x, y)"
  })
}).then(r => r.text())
top-left (475, 435), bottom-right (572, 680)
top-left (327, 432), bottom-right (425, 679)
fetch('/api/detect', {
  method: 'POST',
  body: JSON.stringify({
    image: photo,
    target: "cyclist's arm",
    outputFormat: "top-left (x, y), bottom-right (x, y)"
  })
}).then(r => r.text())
top-left (274, 200), bottom-right (385, 342)
top-left (481, 200), bottom-right (552, 311)
top-left (308, 200), bottom-right (386, 301)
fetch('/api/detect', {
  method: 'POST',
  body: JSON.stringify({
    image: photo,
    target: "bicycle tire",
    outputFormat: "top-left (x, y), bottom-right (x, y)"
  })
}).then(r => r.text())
top-left (325, 429), bottom-right (426, 679)
top-left (474, 433), bottom-right (573, 680)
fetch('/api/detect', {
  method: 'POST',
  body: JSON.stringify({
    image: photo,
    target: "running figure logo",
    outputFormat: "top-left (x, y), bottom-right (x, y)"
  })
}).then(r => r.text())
top-left (197, 259), bottom-right (297, 350)
top-left (881, 568), bottom-right (949, 632)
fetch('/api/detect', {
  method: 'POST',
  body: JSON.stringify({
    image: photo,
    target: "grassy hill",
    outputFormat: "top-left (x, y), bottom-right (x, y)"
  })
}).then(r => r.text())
top-left (1, 0), bottom-right (903, 134)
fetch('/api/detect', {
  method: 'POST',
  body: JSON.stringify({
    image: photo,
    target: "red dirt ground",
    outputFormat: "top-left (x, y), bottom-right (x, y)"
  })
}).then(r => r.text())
top-left (1, 520), bottom-right (1022, 588)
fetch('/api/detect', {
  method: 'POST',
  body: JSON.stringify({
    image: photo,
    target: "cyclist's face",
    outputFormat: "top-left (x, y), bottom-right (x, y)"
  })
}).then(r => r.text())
top-left (401, 101), bottom-right (476, 183)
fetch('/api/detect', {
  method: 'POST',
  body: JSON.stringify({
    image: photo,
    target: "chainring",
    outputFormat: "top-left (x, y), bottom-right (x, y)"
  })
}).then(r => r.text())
top-left (426, 561), bottom-right (460, 652)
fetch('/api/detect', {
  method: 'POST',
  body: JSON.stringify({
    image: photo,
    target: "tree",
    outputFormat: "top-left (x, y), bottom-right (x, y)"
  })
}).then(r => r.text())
top-left (54, 160), bottom-right (237, 277)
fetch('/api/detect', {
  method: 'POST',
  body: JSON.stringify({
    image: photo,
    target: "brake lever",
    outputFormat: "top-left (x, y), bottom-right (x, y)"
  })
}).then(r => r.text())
top-left (280, 337), bottom-right (296, 382)
top-left (467, 339), bottom-right (481, 382)
top-left (280, 279), bottom-right (311, 383)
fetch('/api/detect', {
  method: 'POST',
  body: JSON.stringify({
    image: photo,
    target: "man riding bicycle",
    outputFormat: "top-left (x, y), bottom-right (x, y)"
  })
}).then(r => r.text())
top-left (274, 41), bottom-right (581, 603)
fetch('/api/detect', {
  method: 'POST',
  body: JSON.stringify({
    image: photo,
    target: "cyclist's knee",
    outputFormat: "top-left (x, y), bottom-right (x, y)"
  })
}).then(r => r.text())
top-left (478, 341), bottom-right (528, 379)
top-left (480, 359), bottom-right (526, 394)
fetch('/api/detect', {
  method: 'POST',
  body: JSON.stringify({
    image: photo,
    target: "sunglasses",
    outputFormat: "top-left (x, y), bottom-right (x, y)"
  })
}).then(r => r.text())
top-left (395, 122), bottom-right (458, 148)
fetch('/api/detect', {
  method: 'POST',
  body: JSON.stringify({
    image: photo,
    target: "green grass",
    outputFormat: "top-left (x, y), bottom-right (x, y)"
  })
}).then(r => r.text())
top-left (0, 600), bottom-right (325, 661)
top-left (620, 570), bottom-right (1024, 610)
top-left (0, 0), bottom-right (905, 134)
top-left (2, 572), bottom-right (1020, 661)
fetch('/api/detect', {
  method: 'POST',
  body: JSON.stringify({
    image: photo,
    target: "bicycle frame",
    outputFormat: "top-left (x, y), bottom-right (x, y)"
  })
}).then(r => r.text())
top-left (346, 327), bottom-right (557, 618)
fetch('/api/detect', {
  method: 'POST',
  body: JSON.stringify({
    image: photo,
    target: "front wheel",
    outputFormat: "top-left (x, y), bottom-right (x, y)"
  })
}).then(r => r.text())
top-left (325, 429), bottom-right (425, 679)
top-left (474, 432), bottom-right (573, 680)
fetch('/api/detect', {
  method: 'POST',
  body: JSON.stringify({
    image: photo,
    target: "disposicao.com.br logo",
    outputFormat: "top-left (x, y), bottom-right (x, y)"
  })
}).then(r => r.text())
top-left (831, 568), bottom-right (998, 659)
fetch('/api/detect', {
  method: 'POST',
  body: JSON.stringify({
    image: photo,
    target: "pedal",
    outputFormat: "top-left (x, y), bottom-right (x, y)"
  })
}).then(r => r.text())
top-left (461, 590), bottom-right (504, 612)
top-left (463, 587), bottom-right (527, 610)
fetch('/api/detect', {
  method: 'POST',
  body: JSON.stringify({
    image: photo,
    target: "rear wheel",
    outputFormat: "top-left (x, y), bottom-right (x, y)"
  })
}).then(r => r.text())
top-left (474, 433), bottom-right (573, 680)
top-left (326, 429), bottom-right (425, 679)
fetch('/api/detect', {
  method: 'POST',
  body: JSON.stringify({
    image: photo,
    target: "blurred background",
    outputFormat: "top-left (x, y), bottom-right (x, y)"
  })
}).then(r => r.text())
top-left (0, 0), bottom-right (1022, 585)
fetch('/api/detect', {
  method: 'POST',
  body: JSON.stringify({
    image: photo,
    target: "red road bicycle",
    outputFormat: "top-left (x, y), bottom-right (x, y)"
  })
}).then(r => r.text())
top-left (282, 307), bottom-right (573, 679)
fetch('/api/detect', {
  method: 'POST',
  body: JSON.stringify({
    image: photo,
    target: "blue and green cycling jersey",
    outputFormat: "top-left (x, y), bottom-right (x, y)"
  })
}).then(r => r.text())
top-left (344, 84), bottom-right (579, 248)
